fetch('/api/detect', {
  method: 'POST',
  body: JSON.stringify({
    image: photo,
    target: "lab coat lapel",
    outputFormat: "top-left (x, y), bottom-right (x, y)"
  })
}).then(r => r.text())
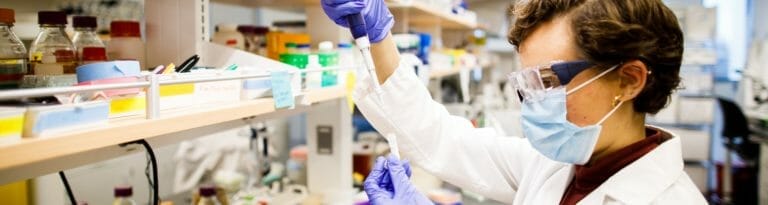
top-left (531, 162), bottom-right (574, 204)
top-left (579, 132), bottom-right (684, 204)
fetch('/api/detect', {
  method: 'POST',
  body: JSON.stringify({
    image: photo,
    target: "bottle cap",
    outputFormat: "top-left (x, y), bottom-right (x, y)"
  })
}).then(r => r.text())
top-left (319, 41), bottom-right (334, 51)
top-left (0, 8), bottom-right (14, 24)
top-left (110, 21), bottom-right (140, 37)
top-left (254, 27), bottom-right (269, 35)
top-left (114, 185), bottom-right (133, 197)
top-left (73, 16), bottom-right (97, 28)
top-left (217, 24), bottom-right (238, 32)
top-left (238, 26), bottom-right (269, 35)
top-left (82, 47), bottom-right (107, 62)
top-left (199, 185), bottom-right (217, 197)
top-left (237, 25), bottom-right (256, 34)
top-left (38, 11), bottom-right (67, 25)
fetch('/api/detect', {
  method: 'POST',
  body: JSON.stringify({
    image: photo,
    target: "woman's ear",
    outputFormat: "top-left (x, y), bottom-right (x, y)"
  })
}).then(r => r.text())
top-left (617, 60), bottom-right (648, 100)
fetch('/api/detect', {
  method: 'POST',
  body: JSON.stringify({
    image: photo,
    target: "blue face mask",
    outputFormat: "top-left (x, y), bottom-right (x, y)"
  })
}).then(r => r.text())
top-left (520, 65), bottom-right (622, 165)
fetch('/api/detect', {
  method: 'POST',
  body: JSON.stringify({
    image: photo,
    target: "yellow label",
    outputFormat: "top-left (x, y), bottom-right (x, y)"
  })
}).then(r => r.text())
top-left (0, 59), bottom-right (24, 64)
top-left (160, 84), bottom-right (195, 97)
top-left (0, 115), bottom-right (24, 136)
top-left (31, 52), bottom-right (43, 62)
top-left (346, 72), bottom-right (356, 112)
top-left (110, 96), bottom-right (146, 115)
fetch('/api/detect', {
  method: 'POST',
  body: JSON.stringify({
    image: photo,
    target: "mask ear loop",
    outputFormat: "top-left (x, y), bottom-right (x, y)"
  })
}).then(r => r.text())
top-left (597, 100), bottom-right (624, 125)
top-left (566, 64), bottom-right (621, 95)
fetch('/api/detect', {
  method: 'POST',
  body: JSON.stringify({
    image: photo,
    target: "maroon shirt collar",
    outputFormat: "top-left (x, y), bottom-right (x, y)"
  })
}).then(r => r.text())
top-left (559, 127), bottom-right (667, 205)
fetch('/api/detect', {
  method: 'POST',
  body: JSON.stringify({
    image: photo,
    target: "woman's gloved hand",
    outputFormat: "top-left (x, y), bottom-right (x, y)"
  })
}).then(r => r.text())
top-left (320, 0), bottom-right (394, 43)
top-left (364, 155), bottom-right (433, 205)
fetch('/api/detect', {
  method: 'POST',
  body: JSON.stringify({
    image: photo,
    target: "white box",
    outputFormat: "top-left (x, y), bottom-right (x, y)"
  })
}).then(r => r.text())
top-left (195, 79), bottom-right (242, 104)
top-left (679, 66), bottom-right (714, 95)
top-left (677, 98), bottom-right (715, 124)
top-left (682, 47), bottom-right (718, 65)
top-left (158, 74), bottom-right (199, 110)
top-left (684, 6), bottom-right (716, 42)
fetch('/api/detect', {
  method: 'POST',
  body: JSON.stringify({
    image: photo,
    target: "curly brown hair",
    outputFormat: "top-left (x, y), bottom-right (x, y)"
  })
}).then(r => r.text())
top-left (508, 0), bottom-right (684, 114)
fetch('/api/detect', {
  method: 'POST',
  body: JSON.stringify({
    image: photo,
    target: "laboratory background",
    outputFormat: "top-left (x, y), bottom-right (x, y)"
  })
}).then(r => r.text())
top-left (0, 0), bottom-right (764, 204)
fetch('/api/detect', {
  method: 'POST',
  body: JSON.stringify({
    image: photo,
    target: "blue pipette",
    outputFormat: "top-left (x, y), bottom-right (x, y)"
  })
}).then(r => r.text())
top-left (345, 14), bottom-right (399, 159)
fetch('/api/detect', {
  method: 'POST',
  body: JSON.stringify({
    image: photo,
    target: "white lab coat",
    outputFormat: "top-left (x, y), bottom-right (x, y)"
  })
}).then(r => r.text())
top-left (353, 61), bottom-right (708, 204)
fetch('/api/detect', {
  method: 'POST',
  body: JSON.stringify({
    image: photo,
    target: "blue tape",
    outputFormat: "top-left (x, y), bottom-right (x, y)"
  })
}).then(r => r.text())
top-left (30, 102), bottom-right (110, 134)
top-left (76, 61), bottom-right (141, 83)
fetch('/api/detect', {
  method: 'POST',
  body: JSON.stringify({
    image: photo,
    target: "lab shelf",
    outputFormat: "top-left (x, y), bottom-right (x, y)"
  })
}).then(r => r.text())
top-left (386, 0), bottom-right (477, 29)
top-left (209, 0), bottom-right (477, 29)
top-left (211, 0), bottom-right (318, 8)
top-left (0, 86), bottom-right (346, 184)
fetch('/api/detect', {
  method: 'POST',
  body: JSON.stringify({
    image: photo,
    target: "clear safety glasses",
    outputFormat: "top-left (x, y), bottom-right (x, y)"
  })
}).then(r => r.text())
top-left (508, 60), bottom-right (594, 102)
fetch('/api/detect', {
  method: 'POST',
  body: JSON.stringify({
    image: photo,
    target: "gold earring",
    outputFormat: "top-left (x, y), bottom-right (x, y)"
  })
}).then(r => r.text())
top-left (612, 94), bottom-right (623, 107)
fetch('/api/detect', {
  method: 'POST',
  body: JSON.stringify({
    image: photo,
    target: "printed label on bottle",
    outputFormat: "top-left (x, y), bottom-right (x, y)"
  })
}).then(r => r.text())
top-left (0, 59), bottom-right (27, 89)
top-left (34, 63), bottom-right (65, 75)
top-left (31, 52), bottom-right (43, 62)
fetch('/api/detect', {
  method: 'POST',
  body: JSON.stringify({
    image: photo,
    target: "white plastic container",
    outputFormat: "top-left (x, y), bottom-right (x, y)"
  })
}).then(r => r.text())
top-left (108, 93), bottom-right (146, 118)
top-left (107, 21), bottom-right (146, 69)
top-left (212, 24), bottom-right (245, 50)
top-left (192, 70), bottom-right (242, 104)
top-left (305, 55), bottom-right (323, 90)
top-left (157, 74), bottom-right (199, 110)
top-left (0, 107), bottom-right (26, 144)
top-left (23, 101), bottom-right (110, 138)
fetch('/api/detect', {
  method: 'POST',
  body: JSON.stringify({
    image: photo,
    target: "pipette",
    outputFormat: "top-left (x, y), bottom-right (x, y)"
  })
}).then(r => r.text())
top-left (345, 14), bottom-right (399, 159)
top-left (346, 14), bottom-right (382, 92)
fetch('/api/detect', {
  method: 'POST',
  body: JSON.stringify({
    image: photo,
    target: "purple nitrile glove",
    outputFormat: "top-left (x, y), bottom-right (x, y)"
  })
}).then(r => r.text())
top-left (364, 155), bottom-right (432, 205)
top-left (321, 0), bottom-right (394, 43)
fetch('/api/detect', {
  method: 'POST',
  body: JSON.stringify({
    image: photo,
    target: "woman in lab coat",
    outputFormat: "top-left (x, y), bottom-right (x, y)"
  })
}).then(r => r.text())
top-left (322, 0), bottom-right (708, 204)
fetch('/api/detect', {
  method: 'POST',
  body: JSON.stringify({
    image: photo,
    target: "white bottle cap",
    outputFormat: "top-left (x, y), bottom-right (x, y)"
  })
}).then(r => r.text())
top-left (217, 24), bottom-right (239, 32)
top-left (319, 41), bottom-right (334, 51)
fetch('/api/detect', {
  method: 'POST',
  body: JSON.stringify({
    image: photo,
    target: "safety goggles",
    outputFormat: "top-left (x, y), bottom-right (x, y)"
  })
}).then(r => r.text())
top-left (508, 60), bottom-right (594, 102)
